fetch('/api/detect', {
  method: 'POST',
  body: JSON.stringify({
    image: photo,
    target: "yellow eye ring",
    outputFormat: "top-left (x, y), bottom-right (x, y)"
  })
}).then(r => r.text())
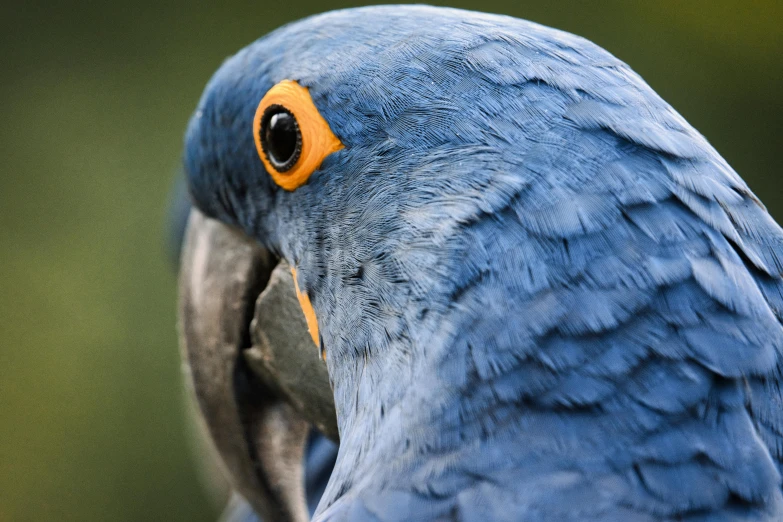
top-left (253, 80), bottom-right (344, 191)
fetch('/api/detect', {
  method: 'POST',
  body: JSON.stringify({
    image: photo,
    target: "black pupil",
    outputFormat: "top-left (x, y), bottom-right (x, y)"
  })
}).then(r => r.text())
top-left (262, 108), bottom-right (299, 170)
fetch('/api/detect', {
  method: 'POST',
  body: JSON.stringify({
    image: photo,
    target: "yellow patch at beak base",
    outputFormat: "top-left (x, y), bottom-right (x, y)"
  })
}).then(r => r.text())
top-left (291, 266), bottom-right (321, 355)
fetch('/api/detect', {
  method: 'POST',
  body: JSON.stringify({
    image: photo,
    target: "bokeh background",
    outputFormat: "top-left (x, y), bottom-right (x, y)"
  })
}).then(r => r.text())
top-left (1, 1), bottom-right (780, 520)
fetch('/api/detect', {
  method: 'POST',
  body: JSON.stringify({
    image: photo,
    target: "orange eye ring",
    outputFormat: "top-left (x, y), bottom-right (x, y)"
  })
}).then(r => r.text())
top-left (253, 80), bottom-right (344, 191)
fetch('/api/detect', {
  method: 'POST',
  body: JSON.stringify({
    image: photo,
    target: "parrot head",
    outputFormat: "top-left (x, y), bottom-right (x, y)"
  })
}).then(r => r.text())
top-left (181, 5), bottom-right (783, 521)
top-left (184, 3), bottom-right (590, 428)
top-left (185, 6), bottom-right (536, 437)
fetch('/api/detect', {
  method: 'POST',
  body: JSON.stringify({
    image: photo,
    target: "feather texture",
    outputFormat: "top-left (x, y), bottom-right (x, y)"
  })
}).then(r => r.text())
top-left (184, 6), bottom-right (783, 520)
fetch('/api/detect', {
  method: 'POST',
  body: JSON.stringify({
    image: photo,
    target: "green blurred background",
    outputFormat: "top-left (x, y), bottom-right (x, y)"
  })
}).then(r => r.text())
top-left (0, 1), bottom-right (780, 520)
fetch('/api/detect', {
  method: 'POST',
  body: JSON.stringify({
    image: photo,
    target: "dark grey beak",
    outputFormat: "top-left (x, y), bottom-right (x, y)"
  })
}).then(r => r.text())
top-left (178, 209), bottom-right (338, 522)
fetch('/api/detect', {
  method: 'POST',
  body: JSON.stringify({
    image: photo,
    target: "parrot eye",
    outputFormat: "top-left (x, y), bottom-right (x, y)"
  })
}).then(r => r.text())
top-left (253, 80), bottom-right (344, 191)
top-left (260, 105), bottom-right (302, 172)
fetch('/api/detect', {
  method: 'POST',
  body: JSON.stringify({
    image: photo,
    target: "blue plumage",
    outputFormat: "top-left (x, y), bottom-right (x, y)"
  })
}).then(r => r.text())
top-left (185, 5), bottom-right (783, 520)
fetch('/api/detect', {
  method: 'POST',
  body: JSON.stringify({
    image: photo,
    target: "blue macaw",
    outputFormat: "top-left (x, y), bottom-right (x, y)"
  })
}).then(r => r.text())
top-left (180, 5), bottom-right (783, 521)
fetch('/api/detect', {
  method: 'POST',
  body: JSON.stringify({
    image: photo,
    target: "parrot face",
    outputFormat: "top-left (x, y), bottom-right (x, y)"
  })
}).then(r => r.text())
top-left (182, 5), bottom-right (783, 521)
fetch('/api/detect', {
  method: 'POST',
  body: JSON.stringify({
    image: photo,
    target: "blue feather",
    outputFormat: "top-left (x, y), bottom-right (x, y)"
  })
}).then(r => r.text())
top-left (184, 5), bottom-right (783, 520)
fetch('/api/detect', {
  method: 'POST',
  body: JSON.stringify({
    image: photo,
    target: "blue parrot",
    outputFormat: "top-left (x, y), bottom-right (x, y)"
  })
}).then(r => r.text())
top-left (181, 5), bottom-right (783, 521)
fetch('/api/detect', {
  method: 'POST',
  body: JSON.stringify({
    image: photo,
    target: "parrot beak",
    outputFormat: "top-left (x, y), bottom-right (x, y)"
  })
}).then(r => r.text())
top-left (178, 208), bottom-right (338, 522)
